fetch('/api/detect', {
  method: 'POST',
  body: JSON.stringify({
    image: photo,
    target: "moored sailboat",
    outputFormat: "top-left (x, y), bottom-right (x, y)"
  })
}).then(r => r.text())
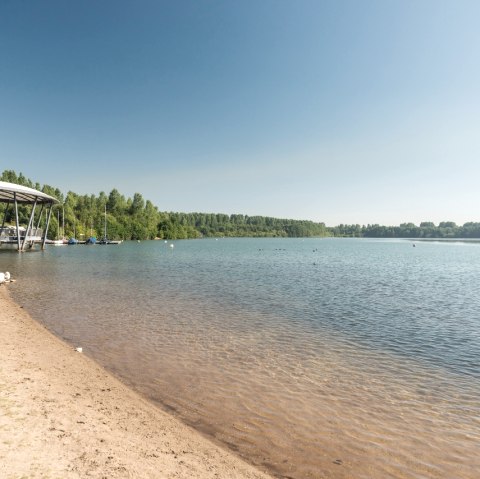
top-left (98, 205), bottom-right (122, 245)
top-left (49, 209), bottom-right (67, 245)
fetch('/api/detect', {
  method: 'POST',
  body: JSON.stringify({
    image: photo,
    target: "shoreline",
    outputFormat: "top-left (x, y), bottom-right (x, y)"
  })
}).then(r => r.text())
top-left (0, 286), bottom-right (271, 479)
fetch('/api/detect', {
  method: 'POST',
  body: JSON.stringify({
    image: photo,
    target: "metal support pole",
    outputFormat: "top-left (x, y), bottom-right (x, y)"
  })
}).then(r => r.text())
top-left (0, 201), bottom-right (9, 248)
top-left (41, 203), bottom-right (53, 250)
top-left (35, 203), bottom-right (45, 236)
top-left (21, 198), bottom-right (37, 251)
top-left (14, 193), bottom-right (21, 252)
top-left (1, 201), bottom-right (9, 232)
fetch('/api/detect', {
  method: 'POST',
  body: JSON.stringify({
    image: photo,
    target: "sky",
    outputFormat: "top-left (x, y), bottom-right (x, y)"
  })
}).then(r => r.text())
top-left (1, 0), bottom-right (479, 226)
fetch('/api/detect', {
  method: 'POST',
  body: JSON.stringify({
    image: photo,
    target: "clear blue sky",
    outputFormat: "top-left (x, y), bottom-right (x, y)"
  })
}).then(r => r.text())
top-left (1, 0), bottom-right (479, 226)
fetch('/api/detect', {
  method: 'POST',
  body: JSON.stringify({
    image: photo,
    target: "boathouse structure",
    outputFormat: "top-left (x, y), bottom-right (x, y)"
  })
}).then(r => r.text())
top-left (0, 181), bottom-right (59, 251)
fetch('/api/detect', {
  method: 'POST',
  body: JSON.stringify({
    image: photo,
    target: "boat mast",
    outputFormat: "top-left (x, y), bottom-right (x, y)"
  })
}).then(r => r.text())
top-left (104, 204), bottom-right (107, 241)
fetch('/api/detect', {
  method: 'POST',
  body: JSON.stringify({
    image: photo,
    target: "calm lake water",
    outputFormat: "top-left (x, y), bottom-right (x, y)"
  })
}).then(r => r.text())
top-left (2, 238), bottom-right (479, 478)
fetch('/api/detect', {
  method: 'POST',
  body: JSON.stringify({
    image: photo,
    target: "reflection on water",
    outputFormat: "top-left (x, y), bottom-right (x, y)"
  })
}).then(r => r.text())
top-left (2, 238), bottom-right (480, 478)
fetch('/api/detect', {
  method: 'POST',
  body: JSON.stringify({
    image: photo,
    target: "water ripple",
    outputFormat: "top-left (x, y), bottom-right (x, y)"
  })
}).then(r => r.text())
top-left (2, 238), bottom-right (480, 479)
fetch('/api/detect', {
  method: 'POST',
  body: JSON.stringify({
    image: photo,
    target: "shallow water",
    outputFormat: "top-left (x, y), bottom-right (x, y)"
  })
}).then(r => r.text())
top-left (2, 238), bottom-right (479, 478)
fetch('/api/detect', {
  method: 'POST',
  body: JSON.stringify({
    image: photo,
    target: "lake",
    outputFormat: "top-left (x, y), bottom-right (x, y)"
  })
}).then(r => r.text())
top-left (2, 238), bottom-right (479, 478)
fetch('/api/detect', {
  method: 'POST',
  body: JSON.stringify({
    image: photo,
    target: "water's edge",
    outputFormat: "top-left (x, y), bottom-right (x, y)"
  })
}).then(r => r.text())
top-left (3, 238), bottom-right (480, 479)
top-left (5, 284), bottom-right (277, 478)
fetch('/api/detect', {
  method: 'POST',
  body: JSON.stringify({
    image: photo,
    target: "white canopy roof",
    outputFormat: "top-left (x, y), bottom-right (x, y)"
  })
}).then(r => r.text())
top-left (0, 181), bottom-right (59, 204)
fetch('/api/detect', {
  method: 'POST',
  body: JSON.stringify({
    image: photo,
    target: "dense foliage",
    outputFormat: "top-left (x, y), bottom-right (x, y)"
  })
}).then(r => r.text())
top-left (329, 222), bottom-right (480, 238)
top-left (2, 170), bottom-right (479, 240)
top-left (1, 170), bottom-right (328, 240)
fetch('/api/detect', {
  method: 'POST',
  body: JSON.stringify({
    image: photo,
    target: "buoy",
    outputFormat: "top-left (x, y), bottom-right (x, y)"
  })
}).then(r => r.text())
top-left (170, 243), bottom-right (174, 248)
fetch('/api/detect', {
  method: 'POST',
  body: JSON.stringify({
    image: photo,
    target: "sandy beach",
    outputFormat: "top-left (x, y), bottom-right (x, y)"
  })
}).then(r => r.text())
top-left (0, 286), bottom-right (271, 479)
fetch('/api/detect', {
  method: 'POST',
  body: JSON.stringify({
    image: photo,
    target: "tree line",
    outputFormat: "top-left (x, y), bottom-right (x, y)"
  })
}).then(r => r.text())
top-left (2, 170), bottom-right (479, 240)
top-left (0, 170), bottom-right (328, 240)
top-left (330, 222), bottom-right (480, 238)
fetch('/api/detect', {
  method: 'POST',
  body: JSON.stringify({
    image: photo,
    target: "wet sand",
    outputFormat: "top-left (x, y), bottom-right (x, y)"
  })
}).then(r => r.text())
top-left (0, 286), bottom-right (271, 479)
